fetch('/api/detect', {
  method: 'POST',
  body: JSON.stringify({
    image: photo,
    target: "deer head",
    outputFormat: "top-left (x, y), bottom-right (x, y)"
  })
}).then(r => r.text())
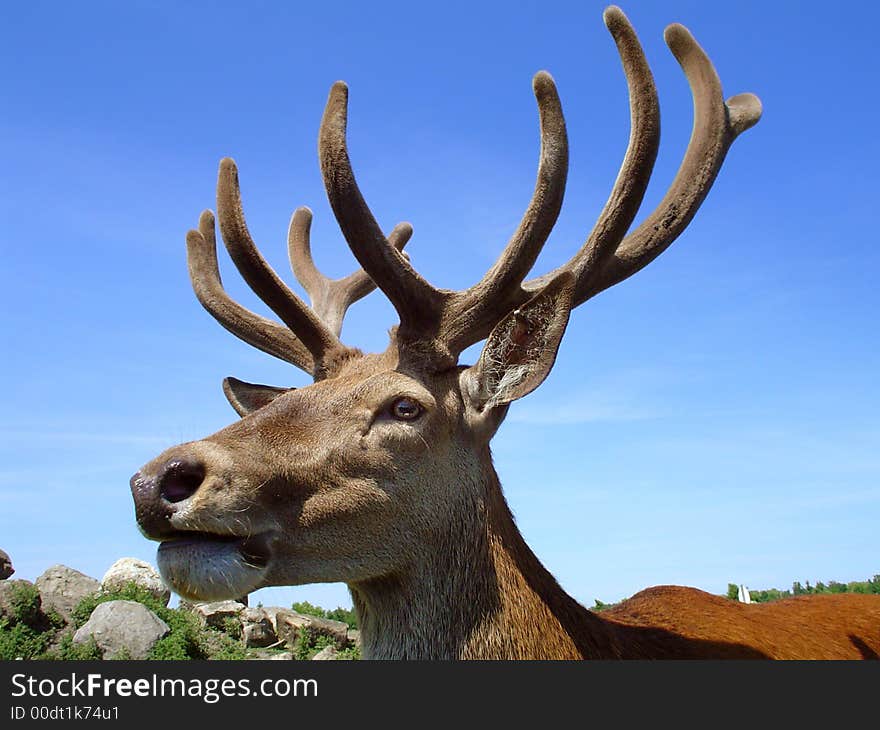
top-left (131, 6), bottom-right (762, 658)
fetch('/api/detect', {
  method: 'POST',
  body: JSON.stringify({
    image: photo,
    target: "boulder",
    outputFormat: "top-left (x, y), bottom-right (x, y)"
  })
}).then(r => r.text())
top-left (311, 645), bottom-right (339, 660)
top-left (191, 600), bottom-right (246, 630)
top-left (35, 565), bottom-right (100, 623)
top-left (0, 549), bottom-right (13, 579)
top-left (101, 558), bottom-right (170, 606)
top-left (240, 607), bottom-right (276, 648)
top-left (73, 600), bottom-right (169, 659)
top-left (264, 607), bottom-right (351, 650)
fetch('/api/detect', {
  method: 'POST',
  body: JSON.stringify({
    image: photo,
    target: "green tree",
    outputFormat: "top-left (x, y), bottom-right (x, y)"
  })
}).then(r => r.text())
top-left (292, 601), bottom-right (358, 629)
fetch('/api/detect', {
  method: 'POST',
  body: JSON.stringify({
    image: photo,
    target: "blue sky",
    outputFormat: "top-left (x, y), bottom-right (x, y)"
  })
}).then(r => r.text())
top-left (2, 0), bottom-right (878, 612)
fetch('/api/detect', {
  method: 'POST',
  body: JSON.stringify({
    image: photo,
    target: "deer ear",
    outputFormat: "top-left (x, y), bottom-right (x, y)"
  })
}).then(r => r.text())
top-left (462, 272), bottom-right (575, 413)
top-left (222, 377), bottom-right (293, 417)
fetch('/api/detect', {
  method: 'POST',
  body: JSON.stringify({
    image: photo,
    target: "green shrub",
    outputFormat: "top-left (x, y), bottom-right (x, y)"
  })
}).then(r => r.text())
top-left (0, 618), bottom-right (50, 660)
top-left (202, 633), bottom-right (247, 661)
top-left (41, 633), bottom-right (103, 661)
top-left (219, 616), bottom-right (242, 640)
top-left (336, 644), bottom-right (361, 660)
top-left (291, 627), bottom-right (334, 660)
top-left (196, 617), bottom-right (247, 661)
top-left (5, 582), bottom-right (43, 627)
top-left (71, 583), bottom-right (163, 628)
top-left (287, 625), bottom-right (360, 660)
top-left (149, 629), bottom-right (198, 660)
top-left (148, 604), bottom-right (208, 660)
top-left (0, 583), bottom-right (60, 659)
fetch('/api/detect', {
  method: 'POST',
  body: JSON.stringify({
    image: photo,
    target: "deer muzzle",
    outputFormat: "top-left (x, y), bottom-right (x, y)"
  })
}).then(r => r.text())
top-left (129, 445), bottom-right (275, 601)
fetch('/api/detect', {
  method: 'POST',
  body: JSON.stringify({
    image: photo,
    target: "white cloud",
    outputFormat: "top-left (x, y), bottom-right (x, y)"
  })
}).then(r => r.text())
top-left (508, 386), bottom-right (659, 425)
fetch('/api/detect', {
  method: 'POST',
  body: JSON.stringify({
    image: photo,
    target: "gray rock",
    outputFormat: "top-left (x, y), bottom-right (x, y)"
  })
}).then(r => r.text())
top-left (192, 600), bottom-right (246, 630)
top-left (0, 580), bottom-right (41, 625)
top-left (311, 645), bottom-right (339, 660)
top-left (261, 605), bottom-right (287, 632)
top-left (240, 607), bottom-right (276, 648)
top-left (0, 549), bottom-right (13, 579)
top-left (35, 565), bottom-right (100, 623)
top-left (73, 600), bottom-right (169, 659)
top-left (347, 628), bottom-right (361, 648)
top-left (101, 558), bottom-right (170, 606)
top-left (265, 607), bottom-right (351, 649)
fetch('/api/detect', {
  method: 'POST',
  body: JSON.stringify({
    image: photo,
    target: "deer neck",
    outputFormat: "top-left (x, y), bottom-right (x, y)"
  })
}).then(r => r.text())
top-left (348, 452), bottom-right (611, 659)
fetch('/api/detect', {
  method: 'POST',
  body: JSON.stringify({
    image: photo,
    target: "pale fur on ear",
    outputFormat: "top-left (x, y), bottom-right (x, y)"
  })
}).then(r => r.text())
top-left (464, 272), bottom-right (575, 412)
top-left (222, 377), bottom-right (293, 417)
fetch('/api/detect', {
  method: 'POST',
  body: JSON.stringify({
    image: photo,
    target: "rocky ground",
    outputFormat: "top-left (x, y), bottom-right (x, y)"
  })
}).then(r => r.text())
top-left (0, 550), bottom-right (359, 660)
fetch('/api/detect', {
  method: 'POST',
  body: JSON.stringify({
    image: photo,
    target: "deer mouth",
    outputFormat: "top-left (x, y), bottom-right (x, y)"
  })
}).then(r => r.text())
top-left (156, 532), bottom-right (273, 601)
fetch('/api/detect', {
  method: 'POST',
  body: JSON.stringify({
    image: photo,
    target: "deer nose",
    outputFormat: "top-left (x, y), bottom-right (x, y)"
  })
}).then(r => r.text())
top-left (157, 458), bottom-right (206, 503)
top-left (129, 457), bottom-right (206, 539)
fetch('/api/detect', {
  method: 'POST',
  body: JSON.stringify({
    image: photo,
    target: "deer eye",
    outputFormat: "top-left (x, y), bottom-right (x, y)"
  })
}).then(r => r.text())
top-left (389, 397), bottom-right (422, 421)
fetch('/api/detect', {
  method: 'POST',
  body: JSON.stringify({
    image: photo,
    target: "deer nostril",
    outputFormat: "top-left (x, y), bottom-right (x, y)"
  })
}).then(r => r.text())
top-left (157, 458), bottom-right (205, 503)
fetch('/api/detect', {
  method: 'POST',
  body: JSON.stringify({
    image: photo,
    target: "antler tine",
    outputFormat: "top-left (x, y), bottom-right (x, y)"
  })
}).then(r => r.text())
top-left (185, 211), bottom-right (314, 372)
top-left (287, 206), bottom-right (413, 337)
top-left (319, 82), bottom-right (444, 341)
top-left (215, 158), bottom-right (345, 372)
top-left (438, 70), bottom-right (569, 355)
top-left (520, 6), bottom-right (660, 302)
top-left (524, 11), bottom-right (762, 305)
top-left (581, 22), bottom-right (761, 299)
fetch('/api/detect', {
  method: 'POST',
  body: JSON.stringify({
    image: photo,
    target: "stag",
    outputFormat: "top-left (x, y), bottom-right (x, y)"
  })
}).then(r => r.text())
top-left (131, 7), bottom-right (880, 659)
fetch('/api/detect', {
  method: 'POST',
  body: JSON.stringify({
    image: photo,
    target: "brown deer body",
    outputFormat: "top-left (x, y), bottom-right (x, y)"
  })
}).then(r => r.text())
top-left (130, 7), bottom-right (880, 659)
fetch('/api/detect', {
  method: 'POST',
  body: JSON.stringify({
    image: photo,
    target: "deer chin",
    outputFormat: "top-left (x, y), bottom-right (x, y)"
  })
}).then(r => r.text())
top-left (156, 532), bottom-right (273, 602)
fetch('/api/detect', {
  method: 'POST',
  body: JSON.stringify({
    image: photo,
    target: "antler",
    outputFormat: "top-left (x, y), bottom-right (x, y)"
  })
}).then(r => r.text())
top-left (287, 207), bottom-right (412, 337)
top-left (318, 5), bottom-right (760, 366)
top-left (519, 12), bottom-right (762, 305)
top-left (186, 209), bottom-right (315, 371)
top-left (186, 6), bottom-right (761, 378)
top-left (186, 159), bottom-right (411, 378)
